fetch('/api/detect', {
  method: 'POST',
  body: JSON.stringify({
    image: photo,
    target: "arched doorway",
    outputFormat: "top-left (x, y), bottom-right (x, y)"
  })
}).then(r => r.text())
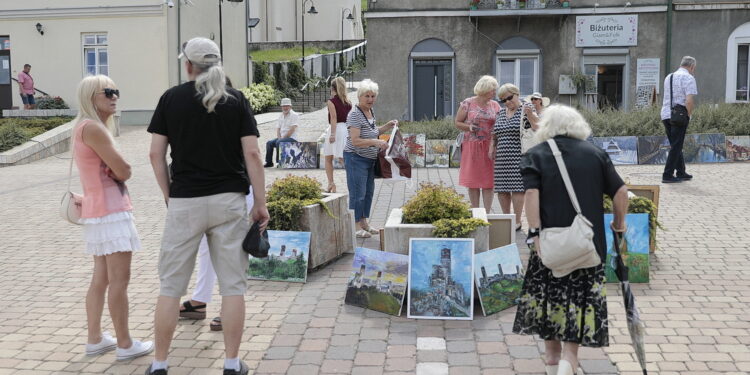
top-left (409, 38), bottom-right (455, 121)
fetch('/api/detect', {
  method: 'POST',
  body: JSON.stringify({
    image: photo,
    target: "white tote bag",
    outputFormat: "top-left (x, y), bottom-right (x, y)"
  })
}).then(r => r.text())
top-left (519, 108), bottom-right (539, 154)
top-left (538, 139), bottom-right (600, 278)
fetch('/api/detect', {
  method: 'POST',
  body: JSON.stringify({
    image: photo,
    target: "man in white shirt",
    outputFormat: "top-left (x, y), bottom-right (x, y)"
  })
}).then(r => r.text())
top-left (264, 98), bottom-right (300, 167)
top-left (660, 56), bottom-right (698, 183)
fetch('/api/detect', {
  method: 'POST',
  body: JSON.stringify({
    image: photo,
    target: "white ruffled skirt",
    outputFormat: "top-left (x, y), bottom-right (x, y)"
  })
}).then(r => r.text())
top-left (79, 211), bottom-right (142, 256)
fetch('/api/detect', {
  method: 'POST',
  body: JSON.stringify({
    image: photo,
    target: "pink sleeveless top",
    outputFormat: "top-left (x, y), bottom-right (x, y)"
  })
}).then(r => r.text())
top-left (74, 120), bottom-right (133, 218)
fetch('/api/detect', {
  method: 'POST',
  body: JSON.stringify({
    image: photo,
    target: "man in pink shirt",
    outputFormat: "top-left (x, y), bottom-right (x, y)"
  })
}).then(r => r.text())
top-left (17, 64), bottom-right (35, 109)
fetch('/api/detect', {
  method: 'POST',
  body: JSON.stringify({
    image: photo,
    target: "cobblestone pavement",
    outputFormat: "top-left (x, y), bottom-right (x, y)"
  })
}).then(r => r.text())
top-left (1, 98), bottom-right (749, 374)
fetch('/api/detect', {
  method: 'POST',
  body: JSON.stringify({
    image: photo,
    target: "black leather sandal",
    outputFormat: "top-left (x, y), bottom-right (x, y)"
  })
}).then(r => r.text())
top-left (210, 317), bottom-right (222, 331)
top-left (178, 300), bottom-right (206, 320)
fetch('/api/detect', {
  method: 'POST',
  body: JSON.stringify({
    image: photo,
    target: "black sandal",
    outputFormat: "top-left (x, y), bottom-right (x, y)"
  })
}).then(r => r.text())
top-left (210, 317), bottom-right (222, 331)
top-left (516, 225), bottom-right (523, 232)
top-left (179, 300), bottom-right (206, 320)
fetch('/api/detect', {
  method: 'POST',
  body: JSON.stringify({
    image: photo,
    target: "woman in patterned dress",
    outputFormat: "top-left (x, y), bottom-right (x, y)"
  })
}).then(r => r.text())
top-left (454, 76), bottom-right (501, 211)
top-left (513, 105), bottom-right (629, 375)
top-left (490, 83), bottom-right (535, 230)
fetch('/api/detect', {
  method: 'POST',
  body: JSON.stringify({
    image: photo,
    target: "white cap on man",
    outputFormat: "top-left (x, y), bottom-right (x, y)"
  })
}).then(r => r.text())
top-left (178, 37), bottom-right (221, 65)
top-left (280, 98), bottom-right (292, 106)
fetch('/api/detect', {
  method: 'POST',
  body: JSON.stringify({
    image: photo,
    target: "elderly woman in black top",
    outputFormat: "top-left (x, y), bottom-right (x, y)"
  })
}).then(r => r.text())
top-left (344, 79), bottom-right (397, 238)
top-left (513, 105), bottom-right (628, 375)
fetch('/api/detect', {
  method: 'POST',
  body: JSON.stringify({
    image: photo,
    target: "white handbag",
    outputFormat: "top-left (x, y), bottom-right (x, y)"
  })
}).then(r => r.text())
top-left (519, 107), bottom-right (539, 154)
top-left (538, 139), bottom-right (600, 278)
top-left (60, 136), bottom-right (83, 225)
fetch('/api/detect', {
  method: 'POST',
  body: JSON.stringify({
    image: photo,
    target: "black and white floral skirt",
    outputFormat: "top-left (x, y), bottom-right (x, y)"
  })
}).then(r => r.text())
top-left (512, 250), bottom-right (609, 347)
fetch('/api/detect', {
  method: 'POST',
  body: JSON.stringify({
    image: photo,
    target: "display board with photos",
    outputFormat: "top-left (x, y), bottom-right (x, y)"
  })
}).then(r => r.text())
top-left (345, 247), bottom-right (408, 316)
top-left (247, 230), bottom-right (310, 283)
top-left (408, 238), bottom-right (474, 320)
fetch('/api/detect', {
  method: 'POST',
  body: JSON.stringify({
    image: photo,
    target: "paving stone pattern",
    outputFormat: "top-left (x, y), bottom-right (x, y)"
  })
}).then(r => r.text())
top-left (0, 95), bottom-right (748, 374)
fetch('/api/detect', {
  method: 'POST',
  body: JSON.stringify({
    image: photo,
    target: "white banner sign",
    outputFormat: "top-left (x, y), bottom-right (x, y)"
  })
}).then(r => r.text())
top-left (576, 15), bottom-right (638, 47)
top-left (636, 58), bottom-right (660, 94)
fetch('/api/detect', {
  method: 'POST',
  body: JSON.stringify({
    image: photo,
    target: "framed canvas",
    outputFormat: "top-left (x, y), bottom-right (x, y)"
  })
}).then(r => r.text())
top-left (683, 133), bottom-right (727, 163)
top-left (425, 140), bottom-right (451, 168)
top-left (474, 244), bottom-right (524, 316)
top-left (247, 230), bottom-right (310, 283)
top-left (408, 238), bottom-right (474, 320)
top-left (449, 145), bottom-right (460, 168)
top-left (591, 136), bottom-right (638, 165)
top-left (486, 214), bottom-right (516, 251)
top-left (345, 247), bottom-right (408, 316)
top-left (603, 213), bottom-right (650, 283)
top-left (279, 142), bottom-right (319, 169)
top-left (402, 133), bottom-right (426, 168)
top-left (637, 136), bottom-right (670, 165)
top-left (726, 136), bottom-right (750, 162)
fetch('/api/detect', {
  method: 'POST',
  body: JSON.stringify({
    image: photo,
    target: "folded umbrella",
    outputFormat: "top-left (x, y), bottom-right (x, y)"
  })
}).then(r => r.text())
top-left (612, 228), bottom-right (648, 375)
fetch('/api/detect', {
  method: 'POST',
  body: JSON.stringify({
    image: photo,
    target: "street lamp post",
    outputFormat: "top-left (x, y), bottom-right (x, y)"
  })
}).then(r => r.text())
top-left (340, 8), bottom-right (354, 71)
top-left (301, 0), bottom-right (318, 75)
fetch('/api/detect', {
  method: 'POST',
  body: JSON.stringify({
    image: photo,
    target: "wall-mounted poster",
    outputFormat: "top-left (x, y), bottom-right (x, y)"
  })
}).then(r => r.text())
top-left (727, 136), bottom-right (750, 161)
top-left (425, 140), bottom-right (451, 168)
top-left (474, 244), bottom-right (524, 316)
top-left (279, 142), bottom-right (319, 169)
top-left (636, 58), bottom-right (660, 93)
top-left (603, 213), bottom-right (649, 283)
top-left (408, 238), bottom-right (474, 320)
top-left (247, 231), bottom-right (310, 283)
top-left (402, 134), bottom-right (426, 168)
top-left (637, 136), bottom-right (670, 165)
top-left (592, 136), bottom-right (638, 165)
top-left (683, 133), bottom-right (727, 163)
top-left (345, 247), bottom-right (408, 316)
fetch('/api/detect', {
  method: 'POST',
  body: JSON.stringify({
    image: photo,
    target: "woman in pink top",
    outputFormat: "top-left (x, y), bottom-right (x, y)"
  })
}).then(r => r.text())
top-left (73, 75), bottom-right (153, 360)
top-left (454, 76), bottom-right (501, 211)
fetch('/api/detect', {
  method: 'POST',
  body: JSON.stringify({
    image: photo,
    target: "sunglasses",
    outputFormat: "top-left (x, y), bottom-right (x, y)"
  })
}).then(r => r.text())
top-left (499, 94), bottom-right (515, 103)
top-left (100, 88), bottom-right (120, 99)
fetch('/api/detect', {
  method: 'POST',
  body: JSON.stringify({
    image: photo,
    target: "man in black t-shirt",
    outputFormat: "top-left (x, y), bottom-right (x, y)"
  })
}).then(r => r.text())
top-left (146, 37), bottom-right (268, 375)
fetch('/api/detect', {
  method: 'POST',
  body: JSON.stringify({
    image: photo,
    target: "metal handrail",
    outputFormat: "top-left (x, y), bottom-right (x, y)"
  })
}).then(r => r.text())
top-left (11, 77), bottom-right (51, 96)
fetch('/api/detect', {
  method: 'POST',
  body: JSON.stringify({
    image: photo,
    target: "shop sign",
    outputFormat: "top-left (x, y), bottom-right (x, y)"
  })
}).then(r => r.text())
top-left (576, 15), bottom-right (637, 47)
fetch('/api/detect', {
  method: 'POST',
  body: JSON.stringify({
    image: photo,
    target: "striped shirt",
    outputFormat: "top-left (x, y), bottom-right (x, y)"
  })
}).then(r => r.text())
top-left (345, 106), bottom-right (379, 159)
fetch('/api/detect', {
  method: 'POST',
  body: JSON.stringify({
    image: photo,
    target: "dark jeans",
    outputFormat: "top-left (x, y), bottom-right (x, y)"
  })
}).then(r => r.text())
top-left (343, 152), bottom-right (375, 222)
top-left (265, 137), bottom-right (296, 164)
top-left (662, 119), bottom-right (688, 178)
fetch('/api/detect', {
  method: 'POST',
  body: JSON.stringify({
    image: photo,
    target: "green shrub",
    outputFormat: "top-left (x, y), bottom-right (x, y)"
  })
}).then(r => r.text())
top-left (272, 63), bottom-right (290, 95)
top-left (287, 61), bottom-right (306, 89)
top-left (266, 175), bottom-right (334, 231)
top-left (432, 218), bottom-right (489, 238)
top-left (583, 103), bottom-right (750, 137)
top-left (397, 117), bottom-right (459, 140)
top-left (402, 183), bottom-right (471, 224)
top-left (0, 125), bottom-right (28, 152)
top-left (268, 199), bottom-right (306, 232)
top-left (267, 175), bottom-right (323, 202)
top-left (239, 83), bottom-right (280, 113)
top-left (35, 96), bottom-right (69, 109)
top-left (253, 62), bottom-right (270, 84)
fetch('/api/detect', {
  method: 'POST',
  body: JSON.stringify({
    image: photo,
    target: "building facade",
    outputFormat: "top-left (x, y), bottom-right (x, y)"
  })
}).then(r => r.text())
top-left (365, 0), bottom-right (750, 121)
top-left (0, 0), bottom-right (250, 124)
top-left (249, 0), bottom-right (364, 43)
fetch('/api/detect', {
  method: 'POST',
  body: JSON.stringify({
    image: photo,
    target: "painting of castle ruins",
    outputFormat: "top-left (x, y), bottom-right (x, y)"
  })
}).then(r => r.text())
top-left (344, 247), bottom-right (408, 316)
top-left (474, 244), bottom-right (524, 316)
top-left (247, 230), bottom-right (310, 283)
top-left (408, 238), bottom-right (474, 320)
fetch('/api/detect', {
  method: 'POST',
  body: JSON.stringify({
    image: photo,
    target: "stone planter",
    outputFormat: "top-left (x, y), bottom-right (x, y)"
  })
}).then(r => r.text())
top-left (383, 208), bottom-right (489, 255)
top-left (300, 193), bottom-right (353, 269)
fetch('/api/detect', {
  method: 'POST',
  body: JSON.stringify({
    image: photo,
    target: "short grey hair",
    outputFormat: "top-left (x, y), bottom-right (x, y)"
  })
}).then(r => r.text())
top-left (357, 79), bottom-right (379, 97)
top-left (680, 56), bottom-right (696, 68)
top-left (534, 104), bottom-right (592, 142)
top-left (498, 83), bottom-right (520, 98)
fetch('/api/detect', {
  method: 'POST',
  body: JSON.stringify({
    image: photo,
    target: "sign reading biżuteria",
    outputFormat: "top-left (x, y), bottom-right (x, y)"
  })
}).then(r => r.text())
top-left (576, 15), bottom-right (638, 47)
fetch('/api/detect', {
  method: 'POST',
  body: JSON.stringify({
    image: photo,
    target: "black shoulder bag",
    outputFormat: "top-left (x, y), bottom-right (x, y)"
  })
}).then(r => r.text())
top-left (670, 73), bottom-right (689, 127)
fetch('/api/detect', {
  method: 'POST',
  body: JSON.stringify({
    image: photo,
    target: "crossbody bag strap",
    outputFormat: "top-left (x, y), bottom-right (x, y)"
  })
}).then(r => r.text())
top-left (546, 139), bottom-right (582, 215)
top-left (66, 126), bottom-right (77, 191)
top-left (669, 73), bottom-right (674, 110)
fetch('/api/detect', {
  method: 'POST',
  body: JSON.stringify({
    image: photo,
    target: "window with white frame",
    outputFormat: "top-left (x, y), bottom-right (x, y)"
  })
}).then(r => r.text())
top-left (82, 33), bottom-right (108, 76)
top-left (736, 44), bottom-right (749, 101)
top-left (497, 57), bottom-right (538, 96)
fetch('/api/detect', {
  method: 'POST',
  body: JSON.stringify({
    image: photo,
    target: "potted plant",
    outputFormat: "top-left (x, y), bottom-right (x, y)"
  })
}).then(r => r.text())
top-left (469, 0), bottom-right (480, 9)
top-left (266, 175), bottom-right (353, 268)
top-left (496, 0), bottom-right (505, 9)
top-left (384, 183), bottom-right (489, 255)
top-left (519, 0), bottom-right (526, 8)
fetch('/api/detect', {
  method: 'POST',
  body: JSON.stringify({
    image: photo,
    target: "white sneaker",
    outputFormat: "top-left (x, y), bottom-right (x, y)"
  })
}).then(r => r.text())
top-left (116, 340), bottom-right (155, 361)
top-left (85, 332), bottom-right (117, 356)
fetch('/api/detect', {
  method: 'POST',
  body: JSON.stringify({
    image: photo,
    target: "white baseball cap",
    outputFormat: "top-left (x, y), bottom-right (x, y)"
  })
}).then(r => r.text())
top-left (178, 37), bottom-right (221, 65)
top-left (280, 98), bottom-right (292, 106)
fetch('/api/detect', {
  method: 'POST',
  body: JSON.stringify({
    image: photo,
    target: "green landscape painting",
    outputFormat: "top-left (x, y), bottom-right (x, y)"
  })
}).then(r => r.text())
top-left (603, 213), bottom-right (650, 283)
top-left (247, 230), bottom-right (310, 283)
top-left (474, 244), bottom-right (524, 316)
